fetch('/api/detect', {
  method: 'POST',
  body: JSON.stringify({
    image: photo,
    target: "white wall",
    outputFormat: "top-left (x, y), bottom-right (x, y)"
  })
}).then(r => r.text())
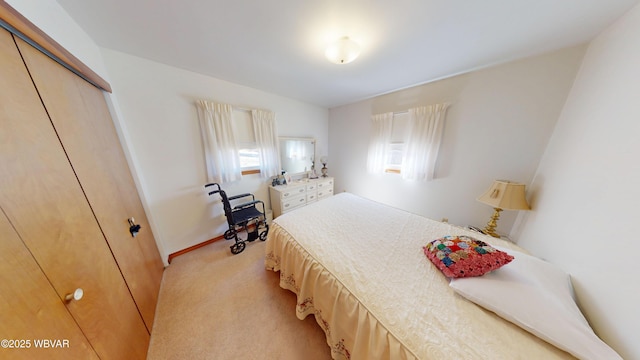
top-left (515, 3), bottom-right (640, 359)
top-left (100, 49), bottom-right (328, 260)
top-left (329, 46), bottom-right (586, 234)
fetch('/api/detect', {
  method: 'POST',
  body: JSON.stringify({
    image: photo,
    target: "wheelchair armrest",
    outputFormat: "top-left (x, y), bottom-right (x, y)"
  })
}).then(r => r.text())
top-left (233, 200), bottom-right (264, 210)
top-left (228, 193), bottom-right (255, 201)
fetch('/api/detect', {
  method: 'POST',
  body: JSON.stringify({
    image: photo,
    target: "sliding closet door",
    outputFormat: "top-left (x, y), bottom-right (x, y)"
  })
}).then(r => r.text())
top-left (0, 209), bottom-right (99, 360)
top-left (15, 37), bottom-right (164, 331)
top-left (0, 30), bottom-right (149, 359)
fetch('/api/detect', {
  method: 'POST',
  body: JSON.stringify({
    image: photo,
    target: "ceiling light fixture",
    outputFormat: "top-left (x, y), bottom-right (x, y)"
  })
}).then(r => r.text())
top-left (325, 36), bottom-right (360, 64)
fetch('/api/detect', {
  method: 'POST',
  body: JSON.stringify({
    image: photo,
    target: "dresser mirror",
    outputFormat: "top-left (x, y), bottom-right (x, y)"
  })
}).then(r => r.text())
top-left (279, 137), bottom-right (316, 177)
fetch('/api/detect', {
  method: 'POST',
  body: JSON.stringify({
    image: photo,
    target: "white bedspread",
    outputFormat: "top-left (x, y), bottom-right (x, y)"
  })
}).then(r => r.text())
top-left (265, 193), bottom-right (575, 360)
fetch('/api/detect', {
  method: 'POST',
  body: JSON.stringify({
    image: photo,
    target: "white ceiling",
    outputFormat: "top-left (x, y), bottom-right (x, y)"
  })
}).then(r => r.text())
top-left (56, 0), bottom-right (639, 108)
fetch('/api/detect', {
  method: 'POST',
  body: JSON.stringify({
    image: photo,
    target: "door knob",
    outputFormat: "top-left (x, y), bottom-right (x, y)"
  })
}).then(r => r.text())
top-left (65, 288), bottom-right (83, 302)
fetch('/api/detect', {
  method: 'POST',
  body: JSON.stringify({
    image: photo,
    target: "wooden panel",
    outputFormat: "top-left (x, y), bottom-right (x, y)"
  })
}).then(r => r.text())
top-left (0, 208), bottom-right (99, 360)
top-left (16, 36), bottom-right (164, 332)
top-left (0, 30), bottom-right (149, 359)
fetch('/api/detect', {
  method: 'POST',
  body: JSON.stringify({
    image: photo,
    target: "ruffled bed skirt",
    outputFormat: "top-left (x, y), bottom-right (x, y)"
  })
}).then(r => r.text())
top-left (266, 224), bottom-right (416, 360)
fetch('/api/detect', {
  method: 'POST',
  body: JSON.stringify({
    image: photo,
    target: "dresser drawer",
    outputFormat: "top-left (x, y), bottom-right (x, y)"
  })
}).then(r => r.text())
top-left (317, 187), bottom-right (333, 199)
top-left (280, 185), bottom-right (306, 199)
top-left (306, 192), bottom-right (318, 203)
top-left (282, 194), bottom-right (307, 213)
top-left (317, 179), bottom-right (333, 189)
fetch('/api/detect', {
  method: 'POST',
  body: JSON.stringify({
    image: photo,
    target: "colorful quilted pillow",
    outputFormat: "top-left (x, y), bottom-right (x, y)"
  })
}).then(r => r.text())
top-left (423, 235), bottom-right (513, 278)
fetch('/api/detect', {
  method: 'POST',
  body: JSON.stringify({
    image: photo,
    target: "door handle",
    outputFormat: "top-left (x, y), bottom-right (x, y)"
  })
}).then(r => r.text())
top-left (128, 218), bottom-right (141, 237)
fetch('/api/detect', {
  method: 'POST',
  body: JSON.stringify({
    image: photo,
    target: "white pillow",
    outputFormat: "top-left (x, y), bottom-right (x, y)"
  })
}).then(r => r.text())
top-left (449, 247), bottom-right (621, 360)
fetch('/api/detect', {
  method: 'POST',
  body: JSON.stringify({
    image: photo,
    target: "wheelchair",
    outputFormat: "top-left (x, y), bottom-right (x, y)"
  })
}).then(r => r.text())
top-left (205, 183), bottom-right (269, 255)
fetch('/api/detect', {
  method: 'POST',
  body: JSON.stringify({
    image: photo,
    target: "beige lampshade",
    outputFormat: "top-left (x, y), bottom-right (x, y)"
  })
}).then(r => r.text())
top-left (477, 180), bottom-right (530, 210)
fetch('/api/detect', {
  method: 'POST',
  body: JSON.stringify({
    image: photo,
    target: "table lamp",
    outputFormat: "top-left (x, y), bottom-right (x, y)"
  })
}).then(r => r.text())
top-left (477, 180), bottom-right (530, 238)
top-left (320, 156), bottom-right (328, 177)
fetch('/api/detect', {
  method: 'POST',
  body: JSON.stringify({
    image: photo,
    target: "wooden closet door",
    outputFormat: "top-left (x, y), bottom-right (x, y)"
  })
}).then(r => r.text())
top-left (16, 36), bottom-right (164, 332)
top-left (0, 209), bottom-right (99, 360)
top-left (0, 30), bottom-right (149, 359)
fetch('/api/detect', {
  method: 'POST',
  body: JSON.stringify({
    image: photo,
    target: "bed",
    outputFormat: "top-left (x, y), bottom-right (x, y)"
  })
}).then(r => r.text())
top-left (265, 193), bottom-right (621, 360)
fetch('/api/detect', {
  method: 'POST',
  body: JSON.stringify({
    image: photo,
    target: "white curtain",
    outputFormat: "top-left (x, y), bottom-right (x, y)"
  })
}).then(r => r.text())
top-left (366, 112), bottom-right (394, 174)
top-left (401, 103), bottom-right (450, 181)
top-left (251, 109), bottom-right (281, 178)
top-left (196, 100), bottom-right (242, 184)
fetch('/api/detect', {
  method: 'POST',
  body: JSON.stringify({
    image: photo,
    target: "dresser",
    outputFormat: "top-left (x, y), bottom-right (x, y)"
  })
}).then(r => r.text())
top-left (270, 177), bottom-right (334, 218)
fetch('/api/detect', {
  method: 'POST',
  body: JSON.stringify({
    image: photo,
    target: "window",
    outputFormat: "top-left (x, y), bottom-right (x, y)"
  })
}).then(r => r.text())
top-left (385, 112), bottom-right (408, 173)
top-left (368, 104), bottom-right (449, 180)
top-left (196, 99), bottom-right (279, 182)
top-left (233, 109), bottom-right (261, 174)
top-left (385, 143), bottom-right (404, 173)
top-left (238, 148), bottom-right (260, 169)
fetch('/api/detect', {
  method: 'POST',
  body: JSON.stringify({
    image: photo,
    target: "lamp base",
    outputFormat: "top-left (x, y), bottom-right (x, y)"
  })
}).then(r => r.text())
top-left (482, 208), bottom-right (502, 238)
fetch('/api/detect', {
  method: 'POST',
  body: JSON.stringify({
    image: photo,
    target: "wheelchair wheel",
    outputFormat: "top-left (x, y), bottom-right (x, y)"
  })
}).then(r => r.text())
top-left (258, 222), bottom-right (268, 241)
top-left (230, 241), bottom-right (245, 255)
top-left (224, 228), bottom-right (236, 240)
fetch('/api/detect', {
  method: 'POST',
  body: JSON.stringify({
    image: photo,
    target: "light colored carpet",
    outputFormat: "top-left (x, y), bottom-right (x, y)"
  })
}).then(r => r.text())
top-left (147, 238), bottom-right (332, 360)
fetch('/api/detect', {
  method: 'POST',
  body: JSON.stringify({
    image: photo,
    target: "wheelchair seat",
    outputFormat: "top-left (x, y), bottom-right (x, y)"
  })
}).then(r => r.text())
top-left (230, 206), bottom-right (264, 225)
top-left (205, 183), bottom-right (269, 254)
